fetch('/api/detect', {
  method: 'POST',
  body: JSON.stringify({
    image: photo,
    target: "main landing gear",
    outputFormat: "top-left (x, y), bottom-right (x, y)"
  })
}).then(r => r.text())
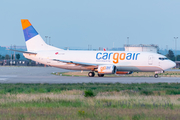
top-left (88, 72), bottom-right (105, 77)
top-left (88, 72), bottom-right (95, 77)
top-left (154, 74), bottom-right (158, 78)
top-left (98, 74), bottom-right (104, 77)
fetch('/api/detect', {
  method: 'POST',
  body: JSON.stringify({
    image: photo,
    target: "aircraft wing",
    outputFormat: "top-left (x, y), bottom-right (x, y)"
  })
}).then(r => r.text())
top-left (53, 59), bottom-right (97, 67)
top-left (8, 49), bottom-right (37, 55)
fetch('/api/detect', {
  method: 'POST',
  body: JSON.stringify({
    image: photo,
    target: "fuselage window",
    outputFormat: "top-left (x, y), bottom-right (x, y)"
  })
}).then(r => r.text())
top-left (159, 57), bottom-right (168, 60)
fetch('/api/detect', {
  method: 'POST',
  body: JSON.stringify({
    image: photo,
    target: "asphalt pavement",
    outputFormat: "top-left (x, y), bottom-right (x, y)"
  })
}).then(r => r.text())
top-left (0, 66), bottom-right (180, 83)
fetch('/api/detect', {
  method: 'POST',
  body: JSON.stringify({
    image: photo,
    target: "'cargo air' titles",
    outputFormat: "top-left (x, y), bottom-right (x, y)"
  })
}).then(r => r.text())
top-left (96, 52), bottom-right (140, 63)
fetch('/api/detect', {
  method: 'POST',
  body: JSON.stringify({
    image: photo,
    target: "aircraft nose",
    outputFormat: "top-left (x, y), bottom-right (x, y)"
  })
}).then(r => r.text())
top-left (170, 61), bottom-right (176, 68)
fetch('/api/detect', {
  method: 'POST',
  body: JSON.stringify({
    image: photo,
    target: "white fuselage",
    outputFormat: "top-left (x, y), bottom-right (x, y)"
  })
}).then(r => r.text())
top-left (20, 19), bottom-right (176, 74)
top-left (23, 50), bottom-right (176, 72)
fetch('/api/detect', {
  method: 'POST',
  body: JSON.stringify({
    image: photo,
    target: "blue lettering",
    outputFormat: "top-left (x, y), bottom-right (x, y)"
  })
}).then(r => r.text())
top-left (106, 66), bottom-right (111, 69)
top-left (136, 53), bottom-right (140, 60)
top-left (126, 53), bottom-right (132, 60)
top-left (96, 52), bottom-right (102, 60)
top-left (132, 53), bottom-right (136, 60)
top-left (108, 53), bottom-right (113, 59)
top-left (102, 53), bottom-right (108, 60)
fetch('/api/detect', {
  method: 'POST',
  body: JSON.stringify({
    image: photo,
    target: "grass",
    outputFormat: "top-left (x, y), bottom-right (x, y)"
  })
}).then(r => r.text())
top-left (1, 83), bottom-right (180, 119)
top-left (2, 107), bottom-right (179, 120)
top-left (1, 83), bottom-right (180, 95)
top-left (0, 92), bottom-right (180, 119)
top-left (84, 90), bottom-right (95, 97)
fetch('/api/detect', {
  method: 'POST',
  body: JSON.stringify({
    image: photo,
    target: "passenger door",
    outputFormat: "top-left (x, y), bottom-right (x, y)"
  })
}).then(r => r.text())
top-left (148, 55), bottom-right (153, 65)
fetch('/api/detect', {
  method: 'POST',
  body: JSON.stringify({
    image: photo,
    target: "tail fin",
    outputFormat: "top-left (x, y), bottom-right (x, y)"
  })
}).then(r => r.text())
top-left (21, 19), bottom-right (62, 51)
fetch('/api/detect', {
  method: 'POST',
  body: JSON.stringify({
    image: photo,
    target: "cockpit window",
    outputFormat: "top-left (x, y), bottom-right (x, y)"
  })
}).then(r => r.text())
top-left (159, 57), bottom-right (168, 60)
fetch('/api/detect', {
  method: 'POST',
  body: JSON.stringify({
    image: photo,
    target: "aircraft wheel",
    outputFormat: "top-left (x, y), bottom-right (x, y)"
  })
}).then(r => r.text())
top-left (98, 74), bottom-right (104, 77)
top-left (154, 74), bottom-right (158, 78)
top-left (88, 72), bottom-right (95, 77)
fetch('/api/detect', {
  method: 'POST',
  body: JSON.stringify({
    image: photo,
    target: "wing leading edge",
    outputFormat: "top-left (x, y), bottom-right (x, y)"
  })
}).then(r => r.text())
top-left (53, 59), bottom-right (97, 67)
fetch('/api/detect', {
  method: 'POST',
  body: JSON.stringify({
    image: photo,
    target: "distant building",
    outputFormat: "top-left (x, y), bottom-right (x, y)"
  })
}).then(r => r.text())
top-left (110, 47), bottom-right (124, 51)
top-left (124, 44), bottom-right (158, 53)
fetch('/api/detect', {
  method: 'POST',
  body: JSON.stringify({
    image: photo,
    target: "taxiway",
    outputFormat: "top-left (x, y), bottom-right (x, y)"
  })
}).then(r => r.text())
top-left (0, 66), bottom-right (179, 83)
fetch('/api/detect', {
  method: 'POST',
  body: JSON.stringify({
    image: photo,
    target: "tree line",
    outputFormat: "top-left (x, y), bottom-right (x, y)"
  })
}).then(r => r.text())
top-left (166, 50), bottom-right (180, 61)
top-left (0, 54), bottom-right (20, 60)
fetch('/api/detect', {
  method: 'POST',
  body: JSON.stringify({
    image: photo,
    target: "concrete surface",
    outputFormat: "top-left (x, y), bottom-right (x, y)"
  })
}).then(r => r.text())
top-left (0, 66), bottom-right (180, 83)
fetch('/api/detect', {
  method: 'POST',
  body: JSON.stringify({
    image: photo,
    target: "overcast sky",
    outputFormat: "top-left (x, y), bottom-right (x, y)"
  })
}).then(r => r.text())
top-left (1, 0), bottom-right (180, 50)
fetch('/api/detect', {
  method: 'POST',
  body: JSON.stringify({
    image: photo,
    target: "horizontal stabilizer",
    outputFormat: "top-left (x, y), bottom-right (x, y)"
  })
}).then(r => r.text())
top-left (8, 49), bottom-right (37, 55)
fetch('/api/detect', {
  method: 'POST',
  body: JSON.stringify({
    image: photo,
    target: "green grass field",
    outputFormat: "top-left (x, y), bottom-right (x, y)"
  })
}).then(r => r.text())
top-left (1, 83), bottom-right (180, 119)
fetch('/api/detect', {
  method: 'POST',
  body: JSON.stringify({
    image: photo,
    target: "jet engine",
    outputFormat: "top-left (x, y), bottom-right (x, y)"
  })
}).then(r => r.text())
top-left (98, 65), bottom-right (116, 74)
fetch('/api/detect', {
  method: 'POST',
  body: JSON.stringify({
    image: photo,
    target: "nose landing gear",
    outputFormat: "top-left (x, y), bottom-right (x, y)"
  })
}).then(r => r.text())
top-left (154, 74), bottom-right (158, 78)
top-left (154, 71), bottom-right (164, 78)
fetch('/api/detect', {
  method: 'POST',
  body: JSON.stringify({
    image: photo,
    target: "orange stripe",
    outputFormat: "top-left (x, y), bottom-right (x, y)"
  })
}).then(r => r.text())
top-left (21, 19), bottom-right (32, 30)
top-left (116, 71), bottom-right (129, 74)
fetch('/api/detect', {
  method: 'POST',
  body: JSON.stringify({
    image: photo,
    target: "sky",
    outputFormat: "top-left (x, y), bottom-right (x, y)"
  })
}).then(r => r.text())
top-left (1, 0), bottom-right (180, 50)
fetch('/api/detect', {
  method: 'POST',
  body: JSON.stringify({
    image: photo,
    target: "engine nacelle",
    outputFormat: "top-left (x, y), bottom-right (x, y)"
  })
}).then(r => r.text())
top-left (116, 71), bottom-right (133, 75)
top-left (98, 65), bottom-right (116, 74)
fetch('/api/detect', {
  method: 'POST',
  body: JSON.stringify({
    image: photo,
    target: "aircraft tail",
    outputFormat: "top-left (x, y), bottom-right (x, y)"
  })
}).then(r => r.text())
top-left (21, 19), bottom-right (62, 51)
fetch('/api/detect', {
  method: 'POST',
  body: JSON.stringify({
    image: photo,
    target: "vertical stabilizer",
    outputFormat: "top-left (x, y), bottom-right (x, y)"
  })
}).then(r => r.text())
top-left (21, 19), bottom-right (62, 51)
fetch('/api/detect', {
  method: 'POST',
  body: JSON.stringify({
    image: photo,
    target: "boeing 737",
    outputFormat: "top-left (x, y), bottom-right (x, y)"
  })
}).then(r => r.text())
top-left (11, 19), bottom-right (176, 78)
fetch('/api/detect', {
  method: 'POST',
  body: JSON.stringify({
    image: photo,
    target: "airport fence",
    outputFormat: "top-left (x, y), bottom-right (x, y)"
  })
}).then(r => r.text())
top-left (0, 60), bottom-right (45, 66)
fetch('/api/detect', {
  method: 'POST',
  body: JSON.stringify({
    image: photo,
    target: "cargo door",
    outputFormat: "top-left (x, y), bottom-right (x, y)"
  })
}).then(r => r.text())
top-left (46, 56), bottom-right (51, 65)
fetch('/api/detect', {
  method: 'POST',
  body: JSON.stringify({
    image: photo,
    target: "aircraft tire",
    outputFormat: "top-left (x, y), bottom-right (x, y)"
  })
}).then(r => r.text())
top-left (88, 72), bottom-right (95, 77)
top-left (98, 74), bottom-right (104, 77)
top-left (154, 74), bottom-right (158, 78)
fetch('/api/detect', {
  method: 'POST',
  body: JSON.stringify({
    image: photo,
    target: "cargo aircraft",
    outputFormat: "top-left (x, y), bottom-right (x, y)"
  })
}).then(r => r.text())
top-left (11, 19), bottom-right (176, 78)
